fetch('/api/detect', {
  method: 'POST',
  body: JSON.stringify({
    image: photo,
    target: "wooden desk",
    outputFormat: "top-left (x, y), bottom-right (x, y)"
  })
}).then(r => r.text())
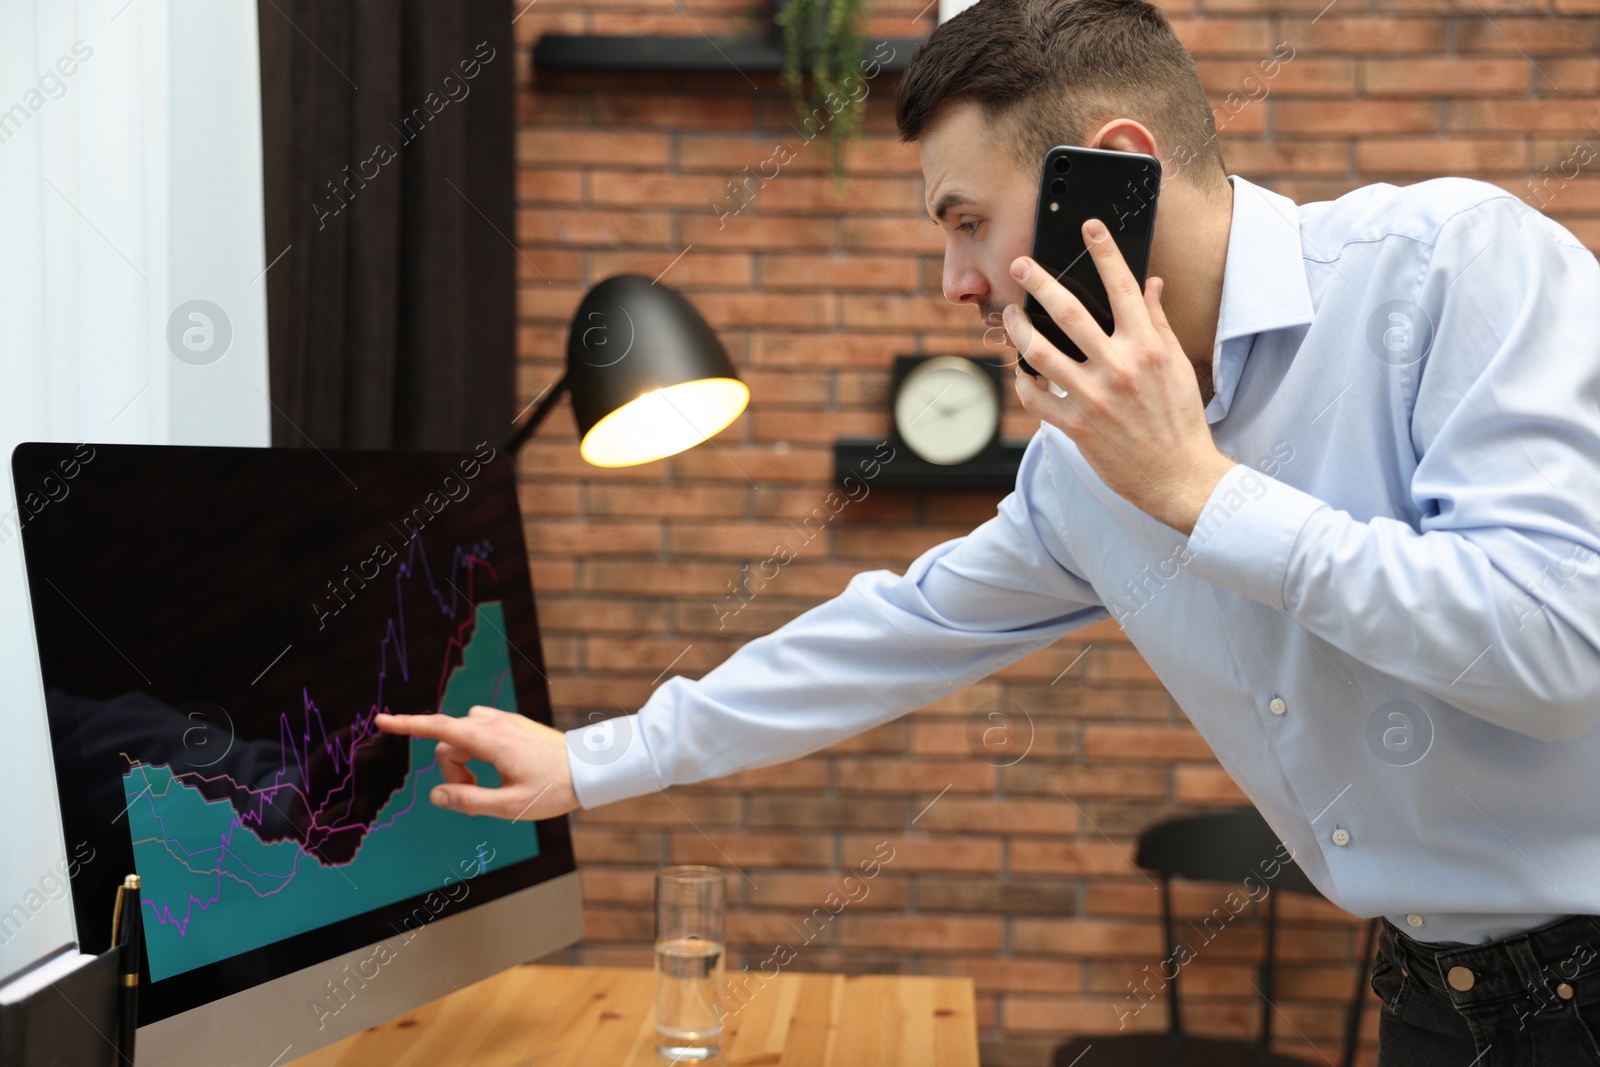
top-left (293, 964), bottom-right (980, 1066)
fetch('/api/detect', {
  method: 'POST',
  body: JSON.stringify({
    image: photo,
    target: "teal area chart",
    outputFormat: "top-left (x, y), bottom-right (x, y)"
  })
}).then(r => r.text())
top-left (122, 600), bottom-right (542, 983)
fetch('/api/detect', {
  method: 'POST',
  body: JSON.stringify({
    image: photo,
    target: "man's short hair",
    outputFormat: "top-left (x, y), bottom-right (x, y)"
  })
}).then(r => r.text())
top-left (895, 0), bottom-right (1227, 195)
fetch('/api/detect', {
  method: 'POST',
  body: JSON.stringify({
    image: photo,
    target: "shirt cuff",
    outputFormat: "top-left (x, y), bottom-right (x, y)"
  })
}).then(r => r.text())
top-left (565, 713), bottom-right (662, 810)
top-left (1184, 465), bottom-right (1328, 612)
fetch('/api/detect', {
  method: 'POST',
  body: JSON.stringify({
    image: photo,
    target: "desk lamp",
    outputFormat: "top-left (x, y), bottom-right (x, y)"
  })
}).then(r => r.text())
top-left (506, 274), bottom-right (749, 465)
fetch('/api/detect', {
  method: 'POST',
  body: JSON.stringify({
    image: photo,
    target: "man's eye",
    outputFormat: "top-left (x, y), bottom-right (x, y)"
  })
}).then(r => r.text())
top-left (959, 220), bottom-right (980, 235)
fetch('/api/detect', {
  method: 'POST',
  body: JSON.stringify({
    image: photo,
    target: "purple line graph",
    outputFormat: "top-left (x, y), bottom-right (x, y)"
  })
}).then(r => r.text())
top-left (126, 529), bottom-right (503, 909)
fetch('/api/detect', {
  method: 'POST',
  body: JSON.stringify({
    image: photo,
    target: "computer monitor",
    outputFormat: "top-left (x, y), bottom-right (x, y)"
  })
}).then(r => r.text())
top-left (10, 441), bottom-right (581, 1065)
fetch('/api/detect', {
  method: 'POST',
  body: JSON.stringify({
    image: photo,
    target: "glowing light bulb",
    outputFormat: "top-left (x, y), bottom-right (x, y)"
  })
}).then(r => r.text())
top-left (579, 378), bottom-right (749, 467)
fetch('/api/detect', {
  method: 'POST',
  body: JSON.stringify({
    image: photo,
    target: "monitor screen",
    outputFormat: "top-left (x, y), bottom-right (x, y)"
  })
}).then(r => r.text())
top-left (11, 441), bottom-right (576, 1028)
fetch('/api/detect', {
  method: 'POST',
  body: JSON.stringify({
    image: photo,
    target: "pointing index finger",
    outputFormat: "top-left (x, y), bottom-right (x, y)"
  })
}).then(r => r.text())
top-left (374, 711), bottom-right (496, 762)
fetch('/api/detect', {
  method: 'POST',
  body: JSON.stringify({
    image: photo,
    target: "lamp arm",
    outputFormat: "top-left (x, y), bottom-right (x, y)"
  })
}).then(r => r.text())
top-left (505, 374), bottom-right (572, 455)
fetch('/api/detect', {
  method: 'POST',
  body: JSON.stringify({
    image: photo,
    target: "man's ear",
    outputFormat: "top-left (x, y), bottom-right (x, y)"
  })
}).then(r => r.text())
top-left (1085, 117), bottom-right (1159, 158)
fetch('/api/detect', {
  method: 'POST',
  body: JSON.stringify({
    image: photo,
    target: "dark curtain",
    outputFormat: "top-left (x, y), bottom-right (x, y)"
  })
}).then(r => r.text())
top-left (258, 0), bottom-right (515, 450)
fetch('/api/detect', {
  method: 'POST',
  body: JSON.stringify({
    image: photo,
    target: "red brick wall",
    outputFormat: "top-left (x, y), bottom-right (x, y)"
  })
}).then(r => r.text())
top-left (511, 1), bottom-right (1600, 1063)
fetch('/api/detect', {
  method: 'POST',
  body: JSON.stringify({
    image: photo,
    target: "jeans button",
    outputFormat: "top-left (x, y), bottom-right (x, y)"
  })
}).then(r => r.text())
top-left (1448, 966), bottom-right (1475, 991)
top-left (1558, 982), bottom-right (1574, 1000)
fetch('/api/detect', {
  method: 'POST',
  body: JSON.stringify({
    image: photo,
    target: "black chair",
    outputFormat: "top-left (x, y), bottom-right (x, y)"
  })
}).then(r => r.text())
top-left (1052, 807), bottom-right (1380, 1067)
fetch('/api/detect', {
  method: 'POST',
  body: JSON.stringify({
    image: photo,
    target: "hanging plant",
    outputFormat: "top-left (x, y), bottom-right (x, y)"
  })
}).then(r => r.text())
top-left (772, 0), bottom-right (870, 191)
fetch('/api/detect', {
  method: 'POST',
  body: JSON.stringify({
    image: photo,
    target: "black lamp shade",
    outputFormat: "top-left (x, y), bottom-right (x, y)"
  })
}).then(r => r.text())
top-left (564, 274), bottom-right (748, 467)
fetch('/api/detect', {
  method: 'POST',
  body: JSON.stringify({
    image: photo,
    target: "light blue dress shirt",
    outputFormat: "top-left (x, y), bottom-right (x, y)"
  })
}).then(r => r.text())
top-left (567, 173), bottom-right (1600, 947)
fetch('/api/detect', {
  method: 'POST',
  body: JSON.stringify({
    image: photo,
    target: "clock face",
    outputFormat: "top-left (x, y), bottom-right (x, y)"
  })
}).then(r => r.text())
top-left (892, 357), bottom-right (1000, 465)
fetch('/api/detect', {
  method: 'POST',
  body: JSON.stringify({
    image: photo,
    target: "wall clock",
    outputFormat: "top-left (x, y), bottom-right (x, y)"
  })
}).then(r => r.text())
top-left (831, 355), bottom-right (1027, 491)
top-left (892, 355), bottom-right (1001, 465)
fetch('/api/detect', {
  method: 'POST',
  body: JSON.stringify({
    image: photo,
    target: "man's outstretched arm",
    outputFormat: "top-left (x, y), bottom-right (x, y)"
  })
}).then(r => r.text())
top-left (568, 430), bottom-right (1109, 808)
top-left (377, 429), bottom-right (1107, 817)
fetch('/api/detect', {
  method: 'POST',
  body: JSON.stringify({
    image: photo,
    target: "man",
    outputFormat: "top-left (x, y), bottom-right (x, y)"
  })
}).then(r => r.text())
top-left (377, 0), bottom-right (1600, 1060)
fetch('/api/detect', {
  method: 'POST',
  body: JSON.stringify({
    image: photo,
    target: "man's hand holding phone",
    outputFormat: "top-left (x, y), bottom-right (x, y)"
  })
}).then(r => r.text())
top-left (1006, 216), bottom-right (1236, 537)
top-left (374, 706), bottom-right (580, 821)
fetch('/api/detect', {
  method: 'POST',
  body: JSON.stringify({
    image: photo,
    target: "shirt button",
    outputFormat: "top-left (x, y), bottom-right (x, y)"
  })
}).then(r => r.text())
top-left (1448, 966), bottom-right (1475, 992)
top-left (1269, 697), bottom-right (1288, 716)
top-left (1406, 914), bottom-right (1424, 928)
top-left (1331, 827), bottom-right (1351, 847)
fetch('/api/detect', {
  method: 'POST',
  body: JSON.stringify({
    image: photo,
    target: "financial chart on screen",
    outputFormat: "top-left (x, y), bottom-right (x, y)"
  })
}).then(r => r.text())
top-left (122, 537), bottom-right (541, 981)
top-left (13, 442), bottom-right (574, 1024)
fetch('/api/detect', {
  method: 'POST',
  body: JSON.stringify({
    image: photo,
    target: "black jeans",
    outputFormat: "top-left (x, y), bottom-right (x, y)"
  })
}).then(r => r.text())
top-left (1372, 914), bottom-right (1600, 1065)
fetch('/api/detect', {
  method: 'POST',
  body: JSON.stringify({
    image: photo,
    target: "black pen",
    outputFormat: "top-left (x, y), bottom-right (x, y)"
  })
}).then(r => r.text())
top-left (110, 873), bottom-right (141, 1064)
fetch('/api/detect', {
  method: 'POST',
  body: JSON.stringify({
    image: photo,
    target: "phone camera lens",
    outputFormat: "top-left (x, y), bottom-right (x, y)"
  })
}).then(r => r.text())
top-left (1049, 177), bottom-right (1067, 196)
top-left (1052, 155), bottom-right (1071, 175)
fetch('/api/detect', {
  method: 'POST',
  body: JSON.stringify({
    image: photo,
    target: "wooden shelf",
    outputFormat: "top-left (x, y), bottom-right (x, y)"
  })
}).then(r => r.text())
top-left (835, 438), bottom-right (1027, 492)
top-left (531, 33), bottom-right (923, 73)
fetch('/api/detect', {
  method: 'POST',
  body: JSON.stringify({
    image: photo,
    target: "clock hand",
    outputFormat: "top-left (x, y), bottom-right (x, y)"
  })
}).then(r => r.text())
top-left (906, 382), bottom-right (955, 426)
top-left (933, 394), bottom-right (990, 419)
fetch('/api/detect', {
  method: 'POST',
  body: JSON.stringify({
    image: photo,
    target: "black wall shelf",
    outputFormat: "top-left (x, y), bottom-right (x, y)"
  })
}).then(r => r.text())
top-left (835, 439), bottom-right (1028, 492)
top-left (532, 34), bottom-right (924, 73)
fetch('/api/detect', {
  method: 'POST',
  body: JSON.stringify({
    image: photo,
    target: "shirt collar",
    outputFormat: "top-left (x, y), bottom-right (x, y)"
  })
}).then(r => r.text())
top-left (1205, 174), bottom-right (1316, 421)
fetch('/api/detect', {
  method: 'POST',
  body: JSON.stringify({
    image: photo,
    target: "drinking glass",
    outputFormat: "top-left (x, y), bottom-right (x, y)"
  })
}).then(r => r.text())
top-left (654, 865), bottom-right (725, 1059)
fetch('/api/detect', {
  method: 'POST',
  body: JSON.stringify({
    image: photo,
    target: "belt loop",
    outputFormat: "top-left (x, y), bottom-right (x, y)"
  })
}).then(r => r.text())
top-left (1507, 937), bottom-right (1546, 995)
top-left (1386, 918), bottom-right (1413, 978)
top-left (1504, 936), bottom-right (1554, 1023)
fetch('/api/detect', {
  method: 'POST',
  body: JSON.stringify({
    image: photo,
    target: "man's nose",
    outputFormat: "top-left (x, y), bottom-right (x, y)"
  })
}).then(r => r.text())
top-left (943, 253), bottom-right (987, 307)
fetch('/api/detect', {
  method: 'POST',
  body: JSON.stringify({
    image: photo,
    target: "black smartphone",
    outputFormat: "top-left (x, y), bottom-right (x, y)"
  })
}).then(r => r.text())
top-left (1019, 145), bottom-right (1161, 375)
